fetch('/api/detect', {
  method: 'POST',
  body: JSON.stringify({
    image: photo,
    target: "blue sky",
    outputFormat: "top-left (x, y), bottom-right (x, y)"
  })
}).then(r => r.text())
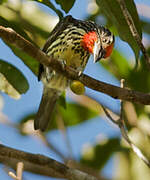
top-left (0, 0), bottom-right (150, 179)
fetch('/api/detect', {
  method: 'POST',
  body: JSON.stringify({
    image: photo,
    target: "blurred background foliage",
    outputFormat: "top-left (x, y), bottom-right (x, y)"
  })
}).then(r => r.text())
top-left (0, 0), bottom-right (150, 180)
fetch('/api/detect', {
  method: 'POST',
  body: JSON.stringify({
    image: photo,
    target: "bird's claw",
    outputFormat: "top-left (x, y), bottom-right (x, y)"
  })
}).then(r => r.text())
top-left (78, 71), bottom-right (82, 76)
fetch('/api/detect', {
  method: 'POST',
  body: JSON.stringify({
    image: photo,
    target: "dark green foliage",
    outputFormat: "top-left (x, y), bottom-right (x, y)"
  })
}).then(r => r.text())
top-left (97, 0), bottom-right (142, 60)
top-left (0, 59), bottom-right (29, 94)
top-left (55, 0), bottom-right (75, 13)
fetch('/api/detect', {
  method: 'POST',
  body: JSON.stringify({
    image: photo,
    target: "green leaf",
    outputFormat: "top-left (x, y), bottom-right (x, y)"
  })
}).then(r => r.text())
top-left (101, 49), bottom-right (130, 78)
top-left (32, 0), bottom-right (63, 19)
top-left (0, 60), bottom-right (29, 98)
top-left (59, 103), bottom-right (98, 126)
top-left (127, 48), bottom-right (150, 93)
top-left (47, 103), bottom-right (99, 131)
top-left (80, 138), bottom-right (125, 170)
top-left (55, 0), bottom-right (75, 13)
top-left (111, 50), bottom-right (130, 76)
top-left (97, 0), bottom-right (142, 60)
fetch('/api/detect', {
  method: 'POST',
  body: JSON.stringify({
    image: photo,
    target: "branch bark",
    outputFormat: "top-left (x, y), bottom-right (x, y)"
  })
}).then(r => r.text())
top-left (0, 144), bottom-right (98, 180)
top-left (0, 26), bottom-right (150, 105)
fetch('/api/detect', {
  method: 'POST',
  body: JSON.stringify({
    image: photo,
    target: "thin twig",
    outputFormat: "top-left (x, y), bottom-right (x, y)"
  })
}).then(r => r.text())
top-left (8, 171), bottom-right (17, 180)
top-left (0, 26), bottom-right (150, 105)
top-left (102, 79), bottom-right (150, 168)
top-left (101, 105), bottom-right (118, 125)
top-left (120, 79), bottom-right (124, 120)
top-left (7, 162), bottom-right (24, 180)
top-left (117, 0), bottom-right (150, 69)
top-left (16, 162), bottom-right (24, 180)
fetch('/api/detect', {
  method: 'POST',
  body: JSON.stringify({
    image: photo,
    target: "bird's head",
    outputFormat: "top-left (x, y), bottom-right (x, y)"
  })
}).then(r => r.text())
top-left (82, 26), bottom-right (114, 63)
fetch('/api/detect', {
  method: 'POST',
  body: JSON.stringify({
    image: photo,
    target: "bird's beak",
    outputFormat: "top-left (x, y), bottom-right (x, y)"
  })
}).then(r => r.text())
top-left (93, 41), bottom-right (105, 63)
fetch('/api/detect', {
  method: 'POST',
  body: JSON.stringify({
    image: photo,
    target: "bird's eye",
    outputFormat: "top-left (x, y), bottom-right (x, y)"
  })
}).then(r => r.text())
top-left (102, 38), bottom-right (107, 43)
top-left (102, 38), bottom-right (111, 44)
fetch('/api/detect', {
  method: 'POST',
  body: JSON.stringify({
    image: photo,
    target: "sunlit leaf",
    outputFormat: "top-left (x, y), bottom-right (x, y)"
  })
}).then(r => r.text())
top-left (97, 0), bottom-right (142, 60)
top-left (0, 60), bottom-right (29, 98)
top-left (0, 73), bottom-right (20, 99)
top-left (114, 152), bottom-right (131, 179)
top-left (55, 0), bottom-right (75, 13)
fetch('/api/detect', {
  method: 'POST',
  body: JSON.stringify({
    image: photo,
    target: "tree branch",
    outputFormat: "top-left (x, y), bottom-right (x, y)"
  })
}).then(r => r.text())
top-left (0, 144), bottom-right (98, 180)
top-left (0, 26), bottom-right (150, 105)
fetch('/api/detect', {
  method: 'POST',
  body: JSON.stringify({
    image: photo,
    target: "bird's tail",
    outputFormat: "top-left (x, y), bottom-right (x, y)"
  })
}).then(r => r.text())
top-left (34, 87), bottom-right (60, 131)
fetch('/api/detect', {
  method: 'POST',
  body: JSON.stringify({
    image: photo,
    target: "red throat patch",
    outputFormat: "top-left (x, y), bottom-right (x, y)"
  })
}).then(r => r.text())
top-left (104, 43), bottom-right (114, 58)
top-left (81, 31), bottom-right (97, 53)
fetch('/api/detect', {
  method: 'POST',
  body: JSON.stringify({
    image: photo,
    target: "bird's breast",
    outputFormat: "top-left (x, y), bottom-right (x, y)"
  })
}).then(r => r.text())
top-left (50, 41), bottom-right (89, 71)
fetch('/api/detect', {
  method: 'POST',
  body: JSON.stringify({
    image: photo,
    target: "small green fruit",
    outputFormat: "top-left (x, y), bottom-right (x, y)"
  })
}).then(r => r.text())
top-left (70, 80), bottom-right (85, 95)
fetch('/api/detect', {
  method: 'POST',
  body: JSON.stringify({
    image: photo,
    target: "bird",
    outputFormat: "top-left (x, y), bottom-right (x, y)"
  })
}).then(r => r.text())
top-left (34, 15), bottom-right (115, 131)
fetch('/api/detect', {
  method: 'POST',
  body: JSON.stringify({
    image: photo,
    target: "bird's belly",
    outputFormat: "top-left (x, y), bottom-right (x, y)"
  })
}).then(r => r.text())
top-left (53, 47), bottom-right (85, 71)
top-left (43, 46), bottom-right (89, 91)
